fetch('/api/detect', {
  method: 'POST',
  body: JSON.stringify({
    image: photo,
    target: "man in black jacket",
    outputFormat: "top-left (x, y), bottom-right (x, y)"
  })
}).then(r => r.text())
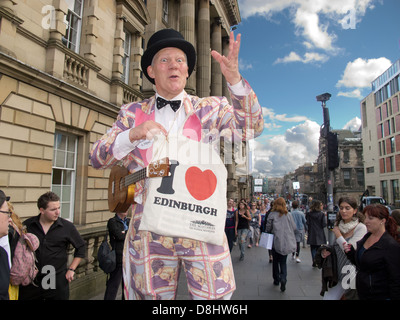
top-left (104, 210), bottom-right (130, 300)
top-left (19, 191), bottom-right (86, 300)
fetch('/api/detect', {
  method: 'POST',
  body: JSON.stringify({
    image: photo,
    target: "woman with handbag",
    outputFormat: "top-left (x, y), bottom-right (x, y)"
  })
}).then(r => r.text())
top-left (265, 197), bottom-right (297, 292)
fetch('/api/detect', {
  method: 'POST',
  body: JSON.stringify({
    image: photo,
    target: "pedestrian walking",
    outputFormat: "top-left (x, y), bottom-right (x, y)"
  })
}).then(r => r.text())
top-left (104, 210), bottom-right (130, 300)
top-left (306, 200), bottom-right (327, 267)
top-left (248, 202), bottom-right (261, 247)
top-left (225, 199), bottom-right (236, 252)
top-left (290, 200), bottom-right (307, 263)
top-left (344, 204), bottom-right (400, 300)
top-left (265, 197), bottom-right (297, 292)
top-left (320, 196), bottom-right (367, 300)
top-left (235, 201), bottom-right (251, 261)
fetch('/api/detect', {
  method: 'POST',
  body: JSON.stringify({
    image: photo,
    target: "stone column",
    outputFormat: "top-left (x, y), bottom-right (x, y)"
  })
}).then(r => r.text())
top-left (45, 0), bottom-right (68, 78)
top-left (83, 0), bottom-right (99, 63)
top-left (196, 0), bottom-right (210, 98)
top-left (130, 32), bottom-right (143, 91)
top-left (0, 0), bottom-right (16, 12)
top-left (179, 0), bottom-right (196, 94)
top-left (0, 0), bottom-right (21, 55)
top-left (211, 19), bottom-right (222, 96)
top-left (110, 16), bottom-right (125, 106)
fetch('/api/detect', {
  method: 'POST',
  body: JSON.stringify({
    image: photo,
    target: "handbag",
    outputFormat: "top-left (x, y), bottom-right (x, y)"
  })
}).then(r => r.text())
top-left (97, 233), bottom-right (116, 274)
top-left (259, 232), bottom-right (274, 250)
top-left (139, 111), bottom-right (227, 245)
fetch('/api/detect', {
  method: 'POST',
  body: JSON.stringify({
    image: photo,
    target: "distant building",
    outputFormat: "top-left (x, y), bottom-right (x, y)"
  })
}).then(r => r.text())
top-left (316, 130), bottom-right (364, 205)
top-left (361, 58), bottom-right (400, 207)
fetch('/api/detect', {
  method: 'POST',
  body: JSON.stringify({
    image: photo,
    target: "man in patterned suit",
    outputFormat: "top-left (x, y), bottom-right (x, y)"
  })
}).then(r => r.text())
top-left (90, 28), bottom-right (264, 300)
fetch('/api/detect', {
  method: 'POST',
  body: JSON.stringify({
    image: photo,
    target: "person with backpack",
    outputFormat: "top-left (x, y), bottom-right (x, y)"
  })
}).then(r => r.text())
top-left (18, 191), bottom-right (86, 300)
top-left (8, 201), bottom-right (39, 300)
top-left (0, 190), bottom-right (12, 300)
top-left (104, 210), bottom-right (130, 300)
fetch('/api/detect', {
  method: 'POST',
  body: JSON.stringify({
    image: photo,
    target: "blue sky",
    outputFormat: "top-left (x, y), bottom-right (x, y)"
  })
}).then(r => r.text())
top-left (235, 0), bottom-right (400, 178)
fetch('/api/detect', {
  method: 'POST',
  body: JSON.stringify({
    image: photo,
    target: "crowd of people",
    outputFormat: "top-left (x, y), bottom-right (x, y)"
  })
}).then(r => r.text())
top-left (225, 195), bottom-right (400, 299)
top-left (2, 187), bottom-right (400, 300)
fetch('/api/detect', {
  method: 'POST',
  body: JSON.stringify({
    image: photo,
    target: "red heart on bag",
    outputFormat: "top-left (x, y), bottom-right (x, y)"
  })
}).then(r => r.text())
top-left (185, 167), bottom-right (217, 201)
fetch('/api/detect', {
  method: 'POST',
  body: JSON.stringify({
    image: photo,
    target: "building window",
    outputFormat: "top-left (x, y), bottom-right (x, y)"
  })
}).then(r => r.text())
top-left (357, 170), bottom-right (364, 187)
top-left (391, 137), bottom-right (395, 153)
top-left (122, 29), bottom-right (132, 84)
top-left (392, 179), bottom-right (400, 208)
top-left (162, 0), bottom-right (169, 22)
top-left (52, 132), bottom-right (78, 221)
top-left (343, 150), bottom-right (350, 163)
top-left (343, 170), bottom-right (351, 186)
top-left (389, 156), bottom-right (395, 172)
top-left (381, 180), bottom-right (388, 202)
top-left (62, 0), bottom-right (84, 53)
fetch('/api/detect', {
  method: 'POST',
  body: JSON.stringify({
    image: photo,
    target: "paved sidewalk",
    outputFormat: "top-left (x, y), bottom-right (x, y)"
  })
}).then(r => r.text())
top-left (176, 242), bottom-right (323, 300)
top-left (92, 242), bottom-right (323, 300)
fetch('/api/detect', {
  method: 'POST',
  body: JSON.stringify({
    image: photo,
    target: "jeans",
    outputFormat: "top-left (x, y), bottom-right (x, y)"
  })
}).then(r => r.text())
top-left (237, 228), bottom-right (249, 258)
top-left (225, 228), bottom-right (236, 252)
top-left (271, 248), bottom-right (288, 285)
top-left (310, 245), bottom-right (320, 264)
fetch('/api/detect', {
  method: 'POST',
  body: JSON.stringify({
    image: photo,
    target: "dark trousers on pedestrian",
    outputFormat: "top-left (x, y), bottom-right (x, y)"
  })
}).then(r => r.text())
top-left (19, 272), bottom-right (69, 300)
top-left (225, 228), bottom-right (235, 252)
top-left (310, 245), bottom-right (320, 265)
top-left (271, 248), bottom-right (288, 285)
top-left (104, 264), bottom-right (124, 300)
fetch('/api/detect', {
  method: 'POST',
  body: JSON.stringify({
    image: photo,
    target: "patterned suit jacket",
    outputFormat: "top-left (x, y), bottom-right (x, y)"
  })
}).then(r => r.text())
top-left (90, 78), bottom-right (263, 216)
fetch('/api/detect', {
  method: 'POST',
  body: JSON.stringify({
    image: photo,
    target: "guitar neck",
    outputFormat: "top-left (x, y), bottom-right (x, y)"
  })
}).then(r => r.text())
top-left (123, 167), bottom-right (147, 187)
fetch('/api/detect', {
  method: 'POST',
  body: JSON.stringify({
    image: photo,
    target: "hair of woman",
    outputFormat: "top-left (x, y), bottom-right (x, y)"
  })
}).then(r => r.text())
top-left (272, 197), bottom-right (288, 216)
top-left (363, 204), bottom-right (399, 243)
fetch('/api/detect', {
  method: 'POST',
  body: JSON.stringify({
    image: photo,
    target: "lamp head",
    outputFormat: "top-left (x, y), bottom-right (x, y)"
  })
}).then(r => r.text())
top-left (316, 93), bottom-right (331, 102)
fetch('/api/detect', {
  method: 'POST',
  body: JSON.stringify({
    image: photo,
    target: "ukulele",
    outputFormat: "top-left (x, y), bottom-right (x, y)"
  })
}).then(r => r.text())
top-left (108, 157), bottom-right (170, 213)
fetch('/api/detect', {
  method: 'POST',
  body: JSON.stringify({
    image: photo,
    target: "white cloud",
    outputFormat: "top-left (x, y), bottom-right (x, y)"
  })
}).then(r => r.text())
top-left (253, 120), bottom-right (320, 177)
top-left (337, 89), bottom-right (363, 99)
top-left (239, 58), bottom-right (253, 71)
top-left (336, 57), bottom-right (392, 88)
top-left (343, 117), bottom-right (362, 131)
top-left (262, 106), bottom-right (309, 127)
top-left (239, 0), bottom-right (375, 52)
top-left (274, 51), bottom-right (329, 64)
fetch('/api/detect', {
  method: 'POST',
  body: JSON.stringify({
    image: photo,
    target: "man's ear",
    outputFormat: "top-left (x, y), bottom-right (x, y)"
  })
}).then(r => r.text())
top-left (147, 65), bottom-right (155, 80)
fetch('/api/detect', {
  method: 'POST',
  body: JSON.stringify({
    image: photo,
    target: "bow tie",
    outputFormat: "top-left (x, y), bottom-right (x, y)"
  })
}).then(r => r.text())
top-left (156, 97), bottom-right (181, 112)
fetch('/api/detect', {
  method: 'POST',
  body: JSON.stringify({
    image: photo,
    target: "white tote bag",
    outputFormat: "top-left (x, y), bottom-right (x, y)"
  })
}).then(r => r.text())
top-left (139, 126), bottom-right (227, 246)
top-left (259, 232), bottom-right (274, 250)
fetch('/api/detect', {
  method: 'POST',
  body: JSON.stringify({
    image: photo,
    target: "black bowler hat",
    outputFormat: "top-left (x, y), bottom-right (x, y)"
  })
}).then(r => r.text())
top-left (141, 29), bottom-right (196, 84)
top-left (0, 190), bottom-right (10, 207)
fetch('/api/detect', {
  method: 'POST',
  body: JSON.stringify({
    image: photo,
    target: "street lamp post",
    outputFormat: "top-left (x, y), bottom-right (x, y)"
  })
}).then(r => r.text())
top-left (316, 93), bottom-right (336, 245)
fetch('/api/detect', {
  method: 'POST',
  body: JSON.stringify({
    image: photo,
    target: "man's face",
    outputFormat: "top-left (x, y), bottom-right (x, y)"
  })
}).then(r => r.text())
top-left (40, 201), bottom-right (61, 223)
top-left (147, 47), bottom-right (189, 99)
top-left (0, 201), bottom-right (10, 237)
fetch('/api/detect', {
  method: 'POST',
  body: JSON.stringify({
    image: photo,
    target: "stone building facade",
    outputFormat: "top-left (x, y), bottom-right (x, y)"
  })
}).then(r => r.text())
top-left (316, 130), bottom-right (364, 204)
top-left (0, 0), bottom-right (244, 299)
